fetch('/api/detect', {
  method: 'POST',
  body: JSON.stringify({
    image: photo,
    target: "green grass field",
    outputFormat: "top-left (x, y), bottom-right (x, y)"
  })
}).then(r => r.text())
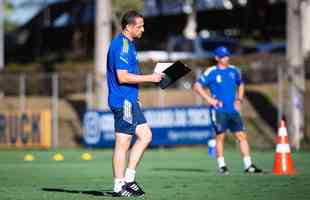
top-left (0, 148), bottom-right (310, 200)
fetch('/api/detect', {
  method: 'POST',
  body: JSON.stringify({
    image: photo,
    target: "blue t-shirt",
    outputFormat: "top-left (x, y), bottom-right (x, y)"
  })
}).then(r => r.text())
top-left (197, 65), bottom-right (243, 113)
top-left (107, 33), bottom-right (140, 108)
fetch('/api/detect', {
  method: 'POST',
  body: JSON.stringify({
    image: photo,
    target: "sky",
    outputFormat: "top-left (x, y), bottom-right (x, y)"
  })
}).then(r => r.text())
top-left (7, 0), bottom-right (59, 25)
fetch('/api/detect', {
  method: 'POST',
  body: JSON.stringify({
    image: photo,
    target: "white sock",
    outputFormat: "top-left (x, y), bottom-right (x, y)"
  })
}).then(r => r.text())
top-left (124, 168), bottom-right (136, 183)
top-left (217, 157), bottom-right (226, 168)
top-left (243, 156), bottom-right (252, 169)
top-left (114, 178), bottom-right (125, 192)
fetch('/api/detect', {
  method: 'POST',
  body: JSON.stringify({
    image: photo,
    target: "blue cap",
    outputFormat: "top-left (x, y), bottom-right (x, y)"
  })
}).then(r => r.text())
top-left (213, 46), bottom-right (231, 57)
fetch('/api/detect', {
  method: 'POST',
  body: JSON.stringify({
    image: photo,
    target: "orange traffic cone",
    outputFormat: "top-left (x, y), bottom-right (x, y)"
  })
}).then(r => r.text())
top-left (272, 120), bottom-right (296, 175)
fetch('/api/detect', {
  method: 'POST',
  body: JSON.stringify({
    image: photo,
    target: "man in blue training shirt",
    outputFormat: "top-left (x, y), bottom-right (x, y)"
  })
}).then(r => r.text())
top-left (193, 46), bottom-right (262, 175)
top-left (106, 10), bottom-right (164, 197)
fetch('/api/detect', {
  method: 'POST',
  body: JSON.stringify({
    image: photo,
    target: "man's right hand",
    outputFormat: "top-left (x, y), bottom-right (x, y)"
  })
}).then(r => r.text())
top-left (208, 98), bottom-right (223, 108)
top-left (150, 73), bottom-right (165, 83)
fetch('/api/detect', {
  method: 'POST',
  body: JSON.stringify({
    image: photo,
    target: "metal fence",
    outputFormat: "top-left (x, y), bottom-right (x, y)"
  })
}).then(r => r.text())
top-left (0, 73), bottom-right (59, 148)
top-left (0, 66), bottom-right (308, 148)
top-left (0, 70), bottom-right (203, 148)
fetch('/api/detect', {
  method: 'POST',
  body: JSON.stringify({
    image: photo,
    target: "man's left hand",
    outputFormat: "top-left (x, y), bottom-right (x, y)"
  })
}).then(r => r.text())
top-left (234, 99), bottom-right (242, 111)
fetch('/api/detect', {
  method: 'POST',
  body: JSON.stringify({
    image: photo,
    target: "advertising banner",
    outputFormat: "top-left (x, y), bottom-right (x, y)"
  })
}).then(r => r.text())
top-left (83, 106), bottom-right (214, 147)
top-left (0, 111), bottom-right (52, 148)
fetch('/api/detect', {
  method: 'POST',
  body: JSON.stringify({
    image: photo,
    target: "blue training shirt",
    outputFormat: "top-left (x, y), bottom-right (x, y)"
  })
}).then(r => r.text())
top-left (197, 65), bottom-right (243, 113)
top-left (107, 33), bottom-right (140, 108)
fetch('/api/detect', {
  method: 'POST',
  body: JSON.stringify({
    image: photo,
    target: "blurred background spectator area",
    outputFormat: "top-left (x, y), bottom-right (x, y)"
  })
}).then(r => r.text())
top-left (4, 0), bottom-right (285, 64)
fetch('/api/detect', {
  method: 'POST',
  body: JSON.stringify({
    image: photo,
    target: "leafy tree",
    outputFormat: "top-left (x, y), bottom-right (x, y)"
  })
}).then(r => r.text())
top-left (112, 0), bottom-right (143, 17)
top-left (3, 0), bottom-right (17, 32)
top-left (111, 0), bottom-right (143, 32)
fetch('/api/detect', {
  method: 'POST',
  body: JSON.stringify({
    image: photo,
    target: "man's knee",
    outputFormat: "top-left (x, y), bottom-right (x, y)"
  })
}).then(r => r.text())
top-left (235, 132), bottom-right (247, 141)
top-left (115, 133), bottom-right (132, 147)
top-left (140, 131), bottom-right (152, 144)
top-left (216, 133), bottom-right (225, 141)
top-left (136, 124), bottom-right (152, 144)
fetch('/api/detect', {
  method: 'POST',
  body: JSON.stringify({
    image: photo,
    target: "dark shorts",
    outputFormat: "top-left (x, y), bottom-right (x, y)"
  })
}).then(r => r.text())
top-left (210, 109), bottom-right (245, 134)
top-left (110, 102), bottom-right (147, 135)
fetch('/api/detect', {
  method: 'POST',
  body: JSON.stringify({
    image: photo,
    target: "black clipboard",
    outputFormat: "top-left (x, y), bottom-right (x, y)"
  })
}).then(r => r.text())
top-left (157, 61), bottom-right (191, 89)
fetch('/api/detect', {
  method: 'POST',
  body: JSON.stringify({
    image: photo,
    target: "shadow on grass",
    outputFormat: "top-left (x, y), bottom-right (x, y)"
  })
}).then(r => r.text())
top-left (152, 168), bottom-right (209, 173)
top-left (153, 168), bottom-right (271, 175)
top-left (41, 188), bottom-right (115, 197)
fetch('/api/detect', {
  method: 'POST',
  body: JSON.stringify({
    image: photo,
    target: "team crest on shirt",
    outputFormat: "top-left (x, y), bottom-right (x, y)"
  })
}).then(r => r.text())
top-left (229, 72), bottom-right (235, 79)
top-left (216, 75), bottom-right (222, 83)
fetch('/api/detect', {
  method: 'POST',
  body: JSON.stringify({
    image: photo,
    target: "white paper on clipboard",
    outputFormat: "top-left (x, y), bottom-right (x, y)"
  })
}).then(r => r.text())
top-left (154, 62), bottom-right (173, 73)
